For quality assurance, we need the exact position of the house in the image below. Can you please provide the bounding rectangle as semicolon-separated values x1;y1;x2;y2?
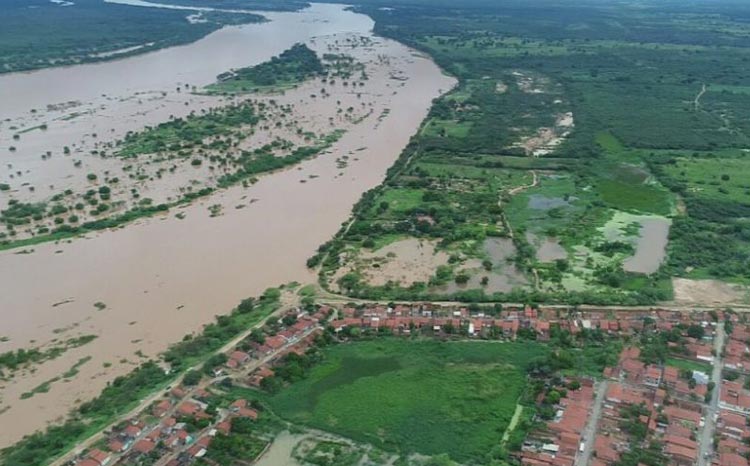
643;365;662;387
87;449;111;466
162;417;177;429
215;420;231;435
77;460;100;466
230;399;259;419
170;386;187;399
133;439;156;455
664;406;701;426
123;424;142;438
692;371;709;385
108;439;126;453
718;410;747;438
717;452;750;466
265;335;287;351
152;399;171;418
248;366;275;387
720;381;750;414
187;444;207;458
662;366;679;387
534;320;550;340
593;435;619;463
177;401;202;417
665;443;697;465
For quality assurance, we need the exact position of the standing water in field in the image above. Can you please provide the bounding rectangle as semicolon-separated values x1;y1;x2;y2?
623;217;671;274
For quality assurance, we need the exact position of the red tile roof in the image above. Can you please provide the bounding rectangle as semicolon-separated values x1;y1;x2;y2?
133;439;156;454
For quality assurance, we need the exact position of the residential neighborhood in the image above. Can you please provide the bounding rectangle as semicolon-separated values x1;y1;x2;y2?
61;301;750;466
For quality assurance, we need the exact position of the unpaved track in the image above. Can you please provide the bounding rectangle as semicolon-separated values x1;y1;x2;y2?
694;83;707;110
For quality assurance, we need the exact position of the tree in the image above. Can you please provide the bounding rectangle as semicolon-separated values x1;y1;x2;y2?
545;389;561;404
455;272;470;284
687;324;705;339
183;370;202;386
250;328;265;344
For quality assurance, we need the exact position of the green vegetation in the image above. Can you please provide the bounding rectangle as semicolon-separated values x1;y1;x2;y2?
0;335;97;380
117;103;260;158
308;0;750;305
0;289;281;466
0;103;343;251
18;356;91;399
0;0;265;73
266;339;547;463
665;357;711;374
206;418;269;464
207;43;324;93
292;439;372;466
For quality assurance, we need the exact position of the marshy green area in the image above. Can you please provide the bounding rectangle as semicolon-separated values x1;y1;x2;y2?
265;339;547;463
309;0;750;305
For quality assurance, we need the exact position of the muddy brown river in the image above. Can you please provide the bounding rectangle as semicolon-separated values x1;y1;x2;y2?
0;3;454;447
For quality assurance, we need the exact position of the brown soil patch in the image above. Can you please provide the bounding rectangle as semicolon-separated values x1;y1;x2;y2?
672;278;747;305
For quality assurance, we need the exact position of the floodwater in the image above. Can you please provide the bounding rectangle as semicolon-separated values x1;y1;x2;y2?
254;431;306;466
0;3;375;208
356;238;450;287
526;233;567;263
0;3;455;447
435;238;528;294
623;217;671;274
527;195;571;210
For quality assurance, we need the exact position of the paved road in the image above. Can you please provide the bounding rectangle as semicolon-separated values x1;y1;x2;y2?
153;325;321;466
315;289;750;313
576;380;609;466
697;324;725;466
49;302;293;466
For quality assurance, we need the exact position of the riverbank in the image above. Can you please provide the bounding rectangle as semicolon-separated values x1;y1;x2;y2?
0;4;455;448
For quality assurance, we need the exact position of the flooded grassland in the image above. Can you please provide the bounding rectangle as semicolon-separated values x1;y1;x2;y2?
0;4;455;447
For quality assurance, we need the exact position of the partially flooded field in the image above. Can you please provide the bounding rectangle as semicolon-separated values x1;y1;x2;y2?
623;216;671;274
333;238;450;289
0;3;454;447
600;211;671;275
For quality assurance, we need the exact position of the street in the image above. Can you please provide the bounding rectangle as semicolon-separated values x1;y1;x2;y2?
697;323;725;466
575;380;609;466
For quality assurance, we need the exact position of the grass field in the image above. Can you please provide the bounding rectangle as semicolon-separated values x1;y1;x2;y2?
666;357;711;374
266;339;547;462
422;119;474;138
596;179;672;215
662;156;750;204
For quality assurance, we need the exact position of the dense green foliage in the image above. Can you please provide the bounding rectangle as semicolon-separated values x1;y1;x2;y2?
118;103;260;158
311;0;750;306
208;43;324;93
0;0;263;73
